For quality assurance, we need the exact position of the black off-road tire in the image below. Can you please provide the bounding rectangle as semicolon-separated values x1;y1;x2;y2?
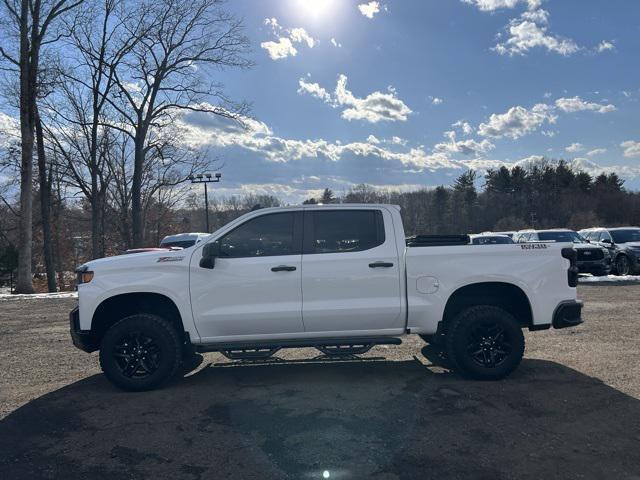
445;305;525;380
99;314;183;391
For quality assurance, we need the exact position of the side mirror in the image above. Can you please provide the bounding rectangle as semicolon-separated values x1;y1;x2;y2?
199;241;220;269
601;238;612;245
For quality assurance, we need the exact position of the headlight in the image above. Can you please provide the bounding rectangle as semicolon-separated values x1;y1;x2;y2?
75;265;94;284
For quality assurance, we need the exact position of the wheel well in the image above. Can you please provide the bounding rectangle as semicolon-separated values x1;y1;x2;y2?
441;282;533;331
91;293;185;342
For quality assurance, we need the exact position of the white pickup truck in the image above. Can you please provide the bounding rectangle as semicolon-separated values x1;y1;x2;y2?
70;204;583;391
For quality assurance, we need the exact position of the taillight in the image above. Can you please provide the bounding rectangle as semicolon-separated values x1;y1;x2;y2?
561;248;578;287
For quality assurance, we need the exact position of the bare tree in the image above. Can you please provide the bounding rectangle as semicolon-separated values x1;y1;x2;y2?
105;0;252;246
0;0;83;292
43;0;142;258
104;123;210;247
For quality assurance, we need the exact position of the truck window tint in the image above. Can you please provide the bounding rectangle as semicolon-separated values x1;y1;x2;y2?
310;210;384;253
219;213;294;257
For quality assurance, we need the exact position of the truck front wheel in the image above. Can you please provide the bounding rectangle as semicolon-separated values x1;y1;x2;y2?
99;314;182;391
445;305;524;380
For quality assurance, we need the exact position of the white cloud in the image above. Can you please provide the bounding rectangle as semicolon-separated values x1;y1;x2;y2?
177;107;489;172
478;96;616;140
453;120;474;136
621;141;640;158
478;103;556;139
298;74;412;123
586;148;607;157
260;18;316;60
461;0;540;11
261;38;297;60
330;38;342;48
541;130;557;137
358;1;380;18
336;75;412;122
0;111;20;149
297;78;333;103
494;9;579;56
435;130;495;156
596;40;615;53
390;136;407;146
429;96;444;105
289;28;316;48
565;142;584;153
555;96;616;114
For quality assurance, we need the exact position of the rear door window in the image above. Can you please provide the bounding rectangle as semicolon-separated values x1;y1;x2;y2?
305;210;385;254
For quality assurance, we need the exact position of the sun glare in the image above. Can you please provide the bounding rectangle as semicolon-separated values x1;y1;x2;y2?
297;0;334;18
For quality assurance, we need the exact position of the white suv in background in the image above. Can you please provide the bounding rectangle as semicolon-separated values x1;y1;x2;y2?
159;233;211;249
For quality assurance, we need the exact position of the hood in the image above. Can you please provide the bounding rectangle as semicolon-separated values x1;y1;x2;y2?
82;249;190;271
573;243;603;250
621;241;640;248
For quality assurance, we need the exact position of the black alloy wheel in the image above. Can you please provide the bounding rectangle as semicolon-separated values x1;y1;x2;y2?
616;255;630;276
113;331;161;378
466;321;512;368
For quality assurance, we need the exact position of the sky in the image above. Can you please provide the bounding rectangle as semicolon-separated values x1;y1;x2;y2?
3;0;640;203
179;0;640;202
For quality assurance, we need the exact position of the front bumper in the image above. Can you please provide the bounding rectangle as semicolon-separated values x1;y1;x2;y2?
577;259;611;276
69;307;99;353
552;300;584;329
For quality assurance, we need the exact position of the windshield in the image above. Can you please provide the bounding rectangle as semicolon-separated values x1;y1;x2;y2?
537;231;585;243
610;229;640;244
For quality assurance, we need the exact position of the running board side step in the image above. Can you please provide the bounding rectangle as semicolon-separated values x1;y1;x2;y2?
196;336;402;359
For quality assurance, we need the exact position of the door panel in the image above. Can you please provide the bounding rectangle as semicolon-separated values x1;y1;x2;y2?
190;255;303;339
190;211;304;340
301;209;403;333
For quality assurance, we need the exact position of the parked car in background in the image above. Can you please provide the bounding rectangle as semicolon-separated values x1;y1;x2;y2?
515;229;611;276
469;234;514;245
579;227;640;275
159;233;211;249
478;231;516;239
124;247;172;255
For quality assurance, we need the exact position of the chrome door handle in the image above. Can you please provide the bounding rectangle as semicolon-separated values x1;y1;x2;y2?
369;261;394;268
271;265;297;272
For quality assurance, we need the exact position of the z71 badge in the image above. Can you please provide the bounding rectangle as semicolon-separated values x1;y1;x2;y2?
157;256;185;262
520;243;548;250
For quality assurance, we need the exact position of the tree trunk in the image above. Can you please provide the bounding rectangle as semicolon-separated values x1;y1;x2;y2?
131;138;144;247
35;105;57;292
90;192;105;259
15;0;35;294
16;124;35;294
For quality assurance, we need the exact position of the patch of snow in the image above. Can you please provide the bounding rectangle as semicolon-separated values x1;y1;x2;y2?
0;291;78;300
579;274;640;283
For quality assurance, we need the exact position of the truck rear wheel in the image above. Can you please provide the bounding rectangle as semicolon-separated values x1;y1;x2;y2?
99;314;182;391
445;305;524;380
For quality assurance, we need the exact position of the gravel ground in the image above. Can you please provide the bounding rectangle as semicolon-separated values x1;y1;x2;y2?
1;285;639;479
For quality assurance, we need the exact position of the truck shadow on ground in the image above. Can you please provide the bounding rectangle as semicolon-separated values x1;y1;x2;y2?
1;355;640;480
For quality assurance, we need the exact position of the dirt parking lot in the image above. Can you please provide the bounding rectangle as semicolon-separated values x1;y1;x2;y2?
1;285;639;479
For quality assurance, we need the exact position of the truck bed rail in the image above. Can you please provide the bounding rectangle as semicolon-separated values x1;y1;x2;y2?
406;234;470;247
